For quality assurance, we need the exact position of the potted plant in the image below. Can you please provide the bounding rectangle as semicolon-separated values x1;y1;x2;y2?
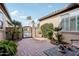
54;27;63;44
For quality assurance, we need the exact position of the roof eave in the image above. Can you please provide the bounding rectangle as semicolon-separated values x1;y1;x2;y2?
39;3;79;21
0;3;13;25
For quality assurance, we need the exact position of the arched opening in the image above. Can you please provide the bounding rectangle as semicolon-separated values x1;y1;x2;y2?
0;11;4;40
23;26;32;38
0;12;3;29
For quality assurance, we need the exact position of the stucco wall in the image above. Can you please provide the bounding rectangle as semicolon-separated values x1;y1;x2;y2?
40;8;79;28
62;32;79;43
0;30;5;40
0;9;5;40
39;8;79;43
0;8;12;40
39;13;62;38
39;15;61;28
59;8;79;43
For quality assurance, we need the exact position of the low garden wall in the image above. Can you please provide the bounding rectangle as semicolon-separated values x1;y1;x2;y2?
0;30;4;40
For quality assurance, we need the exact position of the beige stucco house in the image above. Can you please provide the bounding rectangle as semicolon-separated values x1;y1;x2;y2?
39;3;79;43
0;3;13;40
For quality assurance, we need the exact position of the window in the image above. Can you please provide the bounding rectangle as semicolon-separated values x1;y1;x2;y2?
70;16;76;31
60;16;77;32
77;16;79;31
60;9;79;32
65;17;69;31
60;17;69;31
60;19;64;31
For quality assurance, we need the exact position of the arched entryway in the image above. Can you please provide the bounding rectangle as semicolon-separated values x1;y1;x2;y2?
0;12;5;40
23;26;32;38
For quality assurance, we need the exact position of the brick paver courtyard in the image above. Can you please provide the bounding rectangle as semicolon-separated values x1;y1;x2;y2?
16;38;55;56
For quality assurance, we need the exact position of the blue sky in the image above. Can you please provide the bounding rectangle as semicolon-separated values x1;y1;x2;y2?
5;3;69;26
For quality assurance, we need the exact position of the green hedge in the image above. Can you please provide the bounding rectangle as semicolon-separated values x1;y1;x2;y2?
0;40;17;56
41;23;54;40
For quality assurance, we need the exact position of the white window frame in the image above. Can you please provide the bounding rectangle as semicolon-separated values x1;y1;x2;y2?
76;16;77;32
60;15;79;32
60;13;70;32
70;16;76;32
76;15;79;32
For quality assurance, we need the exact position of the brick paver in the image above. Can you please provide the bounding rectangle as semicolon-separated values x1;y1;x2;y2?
16;38;55;56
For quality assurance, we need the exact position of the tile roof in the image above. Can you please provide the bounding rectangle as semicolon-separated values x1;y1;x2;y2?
0;3;13;25
39;3;79;21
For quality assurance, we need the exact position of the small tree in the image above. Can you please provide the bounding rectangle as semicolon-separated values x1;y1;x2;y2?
6;20;22;41
27;16;32;20
41;23;53;40
26;16;32;26
12;20;22;40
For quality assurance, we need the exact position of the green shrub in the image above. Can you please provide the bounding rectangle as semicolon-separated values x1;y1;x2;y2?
0;40;17;56
47;30;53;40
41;23;53;40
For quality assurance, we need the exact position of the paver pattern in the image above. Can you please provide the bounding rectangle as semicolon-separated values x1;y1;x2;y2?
16;38;55;56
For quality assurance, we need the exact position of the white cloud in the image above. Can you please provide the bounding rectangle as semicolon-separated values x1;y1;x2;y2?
11;10;27;20
48;5;52;8
11;10;19;16
19;16;27;19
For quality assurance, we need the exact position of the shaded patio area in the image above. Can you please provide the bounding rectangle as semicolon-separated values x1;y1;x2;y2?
16;38;55;56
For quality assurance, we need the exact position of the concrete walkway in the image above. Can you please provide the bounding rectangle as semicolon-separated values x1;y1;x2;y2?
16;38;55;56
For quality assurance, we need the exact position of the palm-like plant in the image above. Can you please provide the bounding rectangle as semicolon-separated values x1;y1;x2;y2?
27;16;32;20
11;20;22;40
12;20;22;27
26;16;32;25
